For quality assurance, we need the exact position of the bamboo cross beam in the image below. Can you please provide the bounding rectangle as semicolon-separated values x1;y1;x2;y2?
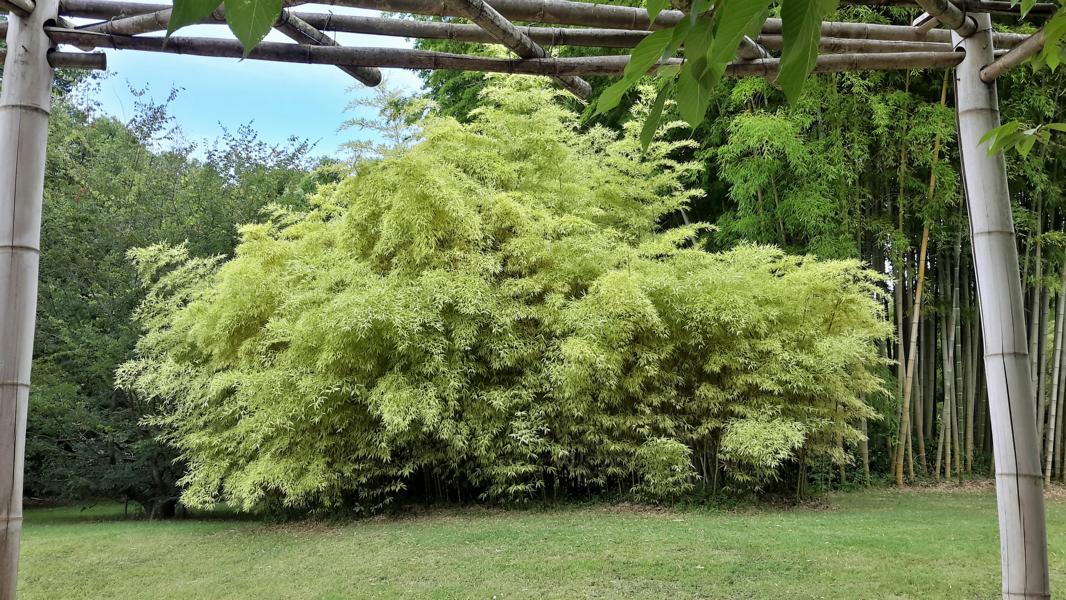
74;2;381;85
52;0;1032;47
0;49;107;68
274;10;382;85
49;13;963;55
909;0;977;36
447;0;591;98
77;4;176;34
0;0;34;17
44;28;969;76
980;28;1045;82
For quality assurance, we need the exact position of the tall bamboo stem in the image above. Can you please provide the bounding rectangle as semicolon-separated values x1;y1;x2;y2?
954;13;1049;597
0;0;57;596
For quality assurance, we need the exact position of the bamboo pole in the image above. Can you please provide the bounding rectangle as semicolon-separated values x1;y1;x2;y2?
0;0;33;17
42;29;971;76
895;226;930;486
447;0;590;98
0;49;106;69
274;11;382;86
1044;267;1066;486
912;0;977;36
981;29;1045;83
0;0;57;596
51;0;1031;47
953;12;1049;598
60;11;963;55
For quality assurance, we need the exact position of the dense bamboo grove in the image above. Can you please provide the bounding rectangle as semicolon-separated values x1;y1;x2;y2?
413;5;1066;489
116;80;891;510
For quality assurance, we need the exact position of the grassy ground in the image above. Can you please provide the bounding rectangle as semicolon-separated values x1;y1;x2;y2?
17;486;1066;599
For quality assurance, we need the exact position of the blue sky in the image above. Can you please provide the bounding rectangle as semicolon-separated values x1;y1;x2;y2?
73;4;423;159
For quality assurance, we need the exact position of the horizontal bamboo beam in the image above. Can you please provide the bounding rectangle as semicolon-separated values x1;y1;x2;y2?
910;0;976;36
980;28;1045;81
45;28;968;77
274;10;382;85
74;3;381;84
57;12;966;55
0;49;107;68
0;0;34;17
448;0;591;97
53;0;1031;48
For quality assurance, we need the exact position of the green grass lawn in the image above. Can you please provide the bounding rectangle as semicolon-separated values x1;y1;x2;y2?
17;486;1066;599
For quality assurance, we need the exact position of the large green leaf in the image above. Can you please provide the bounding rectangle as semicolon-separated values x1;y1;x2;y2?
225;0;283;54
778;0;837;102
707;0;771;86
676;61;711;126
167;0;221;36
640;85;671;151
624;27;678;79
596;26;678;114
647;0;669;24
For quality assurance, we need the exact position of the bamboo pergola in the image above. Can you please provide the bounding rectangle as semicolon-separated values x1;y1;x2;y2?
0;0;1056;597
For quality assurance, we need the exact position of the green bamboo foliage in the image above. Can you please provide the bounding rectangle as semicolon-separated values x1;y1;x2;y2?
117;80;889;511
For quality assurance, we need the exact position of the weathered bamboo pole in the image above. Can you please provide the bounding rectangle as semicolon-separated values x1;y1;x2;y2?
913;0;977;36
447;0;590;98
77;5;382;85
43;29;970;76
0;0;57;596
953;12;1050;598
60;11;964;55
0;0;33;18
981;29;1045;82
274;11;382;86
51;0;1031;47
0;49;106;69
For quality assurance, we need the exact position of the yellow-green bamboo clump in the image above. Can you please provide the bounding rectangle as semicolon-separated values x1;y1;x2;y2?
118;80;890;512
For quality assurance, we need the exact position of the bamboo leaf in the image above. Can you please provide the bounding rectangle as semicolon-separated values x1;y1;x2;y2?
225;0;283;55
777;0;838;103
167;0;221;36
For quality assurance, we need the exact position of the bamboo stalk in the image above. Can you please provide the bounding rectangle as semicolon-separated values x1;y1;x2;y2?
911;0;976;36
895;226;930;486
0;0;58;596
43;29;970;76
981;29;1045;83
62;12;963;55
274;11;382;86
52;0;1032;47
953;13;1049;597
0;49;106;69
0;0;34;18
448;0;590;98
1044;267;1066;486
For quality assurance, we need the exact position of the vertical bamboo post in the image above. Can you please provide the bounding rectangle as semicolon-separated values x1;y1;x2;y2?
953;12;1050;599
0;0;56;597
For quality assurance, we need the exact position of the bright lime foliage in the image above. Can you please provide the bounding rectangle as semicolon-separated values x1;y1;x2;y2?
118;79;889;512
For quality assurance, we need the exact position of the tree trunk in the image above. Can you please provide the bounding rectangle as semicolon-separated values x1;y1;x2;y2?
954;15;1050;595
